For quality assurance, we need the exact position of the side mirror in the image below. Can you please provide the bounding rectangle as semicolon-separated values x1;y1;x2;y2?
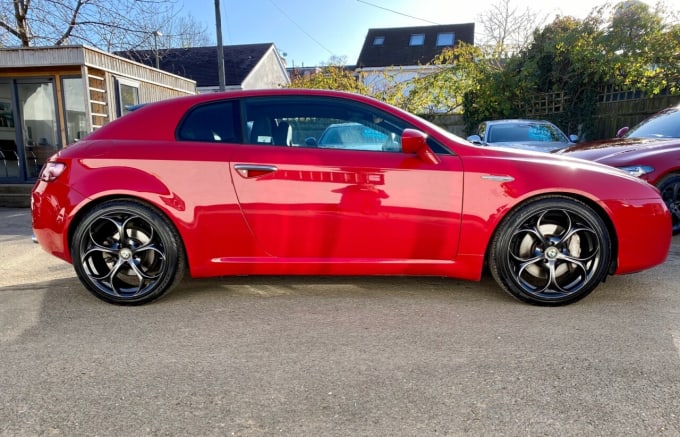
466;134;483;144
569;134;579;143
402;129;440;165
616;127;629;138
304;137;318;147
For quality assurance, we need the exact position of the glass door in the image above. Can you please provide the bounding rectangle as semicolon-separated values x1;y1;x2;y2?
0;82;20;180
17;80;60;179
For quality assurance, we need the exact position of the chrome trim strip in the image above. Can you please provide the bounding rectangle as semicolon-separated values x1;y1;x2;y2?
481;175;515;182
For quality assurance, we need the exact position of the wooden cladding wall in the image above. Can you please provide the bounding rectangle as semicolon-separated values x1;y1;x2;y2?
86;67;110;129
82;48;195;94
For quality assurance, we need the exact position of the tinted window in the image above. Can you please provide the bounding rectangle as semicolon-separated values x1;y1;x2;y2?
177;100;240;143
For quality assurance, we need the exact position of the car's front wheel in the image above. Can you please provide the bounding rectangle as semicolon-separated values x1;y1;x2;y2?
489;196;611;305
656;174;680;235
71;200;185;305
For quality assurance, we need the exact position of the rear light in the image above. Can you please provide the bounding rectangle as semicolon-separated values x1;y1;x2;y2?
39;162;66;182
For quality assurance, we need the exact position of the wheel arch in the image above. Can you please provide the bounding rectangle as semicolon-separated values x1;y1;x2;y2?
67;194;189;271
483;192;619;274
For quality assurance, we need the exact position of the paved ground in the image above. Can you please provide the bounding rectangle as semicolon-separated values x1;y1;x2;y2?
1;207;680;436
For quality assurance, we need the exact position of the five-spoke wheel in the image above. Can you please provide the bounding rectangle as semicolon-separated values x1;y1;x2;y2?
489;196;611;305
71;201;185;305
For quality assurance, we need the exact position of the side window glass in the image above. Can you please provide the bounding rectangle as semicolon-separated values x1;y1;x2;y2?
317;122;400;152
177;101;240;143
244;97;405;152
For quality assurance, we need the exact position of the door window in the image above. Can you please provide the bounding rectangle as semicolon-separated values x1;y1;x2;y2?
243;97;405;152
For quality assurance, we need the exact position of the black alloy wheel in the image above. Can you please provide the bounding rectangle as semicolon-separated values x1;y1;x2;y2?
71;200;185;305
489;196;611;305
657;174;680;235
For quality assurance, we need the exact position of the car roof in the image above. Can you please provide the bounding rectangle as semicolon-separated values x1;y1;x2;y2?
84;89;415;143
484;119;553;125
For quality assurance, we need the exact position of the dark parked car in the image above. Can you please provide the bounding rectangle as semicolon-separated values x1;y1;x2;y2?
557;105;680;234
32;89;671;306
467;119;578;152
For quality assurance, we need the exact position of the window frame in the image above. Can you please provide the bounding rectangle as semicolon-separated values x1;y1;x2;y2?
409;34;425;46
60;75;87;144
115;77;140;117
436;32;455;46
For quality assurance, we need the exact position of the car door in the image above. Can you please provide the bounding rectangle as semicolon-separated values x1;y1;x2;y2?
229;95;463;262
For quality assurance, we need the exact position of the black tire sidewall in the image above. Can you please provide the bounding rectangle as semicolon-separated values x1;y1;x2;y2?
489;196;611;306
71;200;184;305
656;174;680;235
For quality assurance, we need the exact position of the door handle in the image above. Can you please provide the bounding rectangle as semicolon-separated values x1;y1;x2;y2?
234;164;278;178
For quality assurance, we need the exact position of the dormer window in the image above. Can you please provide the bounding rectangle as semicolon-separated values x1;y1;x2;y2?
373;36;385;46
436;32;455;46
409;34;425;46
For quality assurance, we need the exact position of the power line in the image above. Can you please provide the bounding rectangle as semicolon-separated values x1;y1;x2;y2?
356;0;440;25
268;0;335;57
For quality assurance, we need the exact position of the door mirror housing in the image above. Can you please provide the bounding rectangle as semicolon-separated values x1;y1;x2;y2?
401;129;440;165
466;134;483;144
616;127;630;138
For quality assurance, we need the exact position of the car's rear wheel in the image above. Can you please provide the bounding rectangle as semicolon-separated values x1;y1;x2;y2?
71;200;185;305
656;174;680;235
489;196;611;306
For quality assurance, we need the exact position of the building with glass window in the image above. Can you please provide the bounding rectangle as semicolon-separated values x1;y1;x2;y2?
355;23;475;105
0;45;196;205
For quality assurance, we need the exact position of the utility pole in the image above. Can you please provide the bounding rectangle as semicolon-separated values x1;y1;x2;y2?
215;0;226;91
153;30;162;69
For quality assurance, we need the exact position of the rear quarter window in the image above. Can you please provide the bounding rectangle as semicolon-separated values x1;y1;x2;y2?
176;100;241;143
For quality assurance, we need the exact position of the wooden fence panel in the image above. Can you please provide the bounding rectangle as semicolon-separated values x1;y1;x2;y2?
593;95;680;139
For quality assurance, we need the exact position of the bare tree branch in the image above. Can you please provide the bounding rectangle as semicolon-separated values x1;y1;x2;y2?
478;0;547;57
0;0;211;50
54;0;84;45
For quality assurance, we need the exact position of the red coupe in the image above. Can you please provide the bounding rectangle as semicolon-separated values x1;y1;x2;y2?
31;89;671;306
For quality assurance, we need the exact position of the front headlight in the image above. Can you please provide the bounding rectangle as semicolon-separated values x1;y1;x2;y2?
618;165;654;178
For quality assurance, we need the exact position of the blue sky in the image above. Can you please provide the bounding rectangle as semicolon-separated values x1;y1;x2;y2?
180;0;646;67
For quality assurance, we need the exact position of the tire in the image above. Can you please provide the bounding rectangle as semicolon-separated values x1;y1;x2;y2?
656;174;680;235
489;196;611;306
71;200;185;305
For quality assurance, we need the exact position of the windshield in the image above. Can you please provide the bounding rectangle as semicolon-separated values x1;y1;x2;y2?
487;122;568;143
627;108;680;138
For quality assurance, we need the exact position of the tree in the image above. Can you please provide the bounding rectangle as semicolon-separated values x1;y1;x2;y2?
463;0;680;139
288;57;371;95
0;0;210;52
385;44;489;116
603;0;680;94
477;0;547;58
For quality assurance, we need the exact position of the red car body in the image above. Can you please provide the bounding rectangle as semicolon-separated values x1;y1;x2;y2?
557;105;680;233
557;137;679;187
31;89;671;305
